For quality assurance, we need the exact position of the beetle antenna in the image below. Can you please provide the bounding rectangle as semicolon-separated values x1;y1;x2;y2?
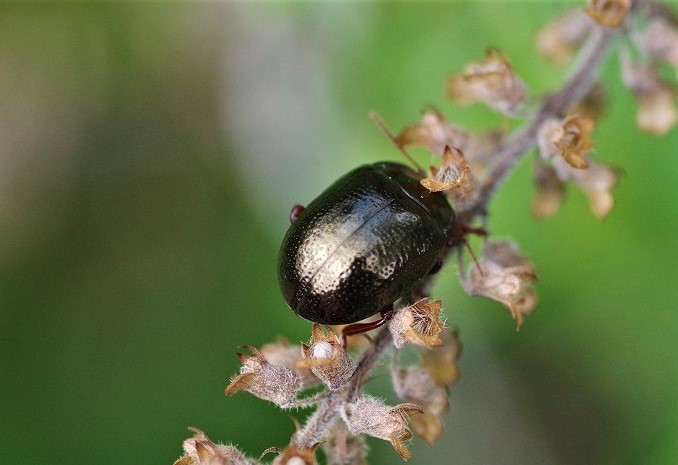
368;111;425;174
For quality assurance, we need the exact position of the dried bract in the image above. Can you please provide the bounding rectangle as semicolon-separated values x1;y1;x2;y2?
174;428;253;465
389;298;445;349
322;424;369;465
536;9;593;64
421;146;475;197
462;241;538;328
446;49;528;116
395;108;469;156
260;339;319;389
392;366;449;444
225;346;302;408
532;162;566;219
298;324;357;390
634;16;678;71
421;330;462;387
586;0;630;28
341;396;423;461
538;115;594;169
621;50;677;135
553;156;618;219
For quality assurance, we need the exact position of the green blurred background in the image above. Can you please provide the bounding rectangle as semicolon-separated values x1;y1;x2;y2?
2;2;678;465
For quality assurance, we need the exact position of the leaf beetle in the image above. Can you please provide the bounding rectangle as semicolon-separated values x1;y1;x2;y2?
278;161;458;338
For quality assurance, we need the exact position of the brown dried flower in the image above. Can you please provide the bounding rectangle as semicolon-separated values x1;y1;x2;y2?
447;49;528;116
634;16;678;71
392;366;449;444
621;50;678;135
341;396;423;461
389;298;446;349
462;241;538;328
552;155;618;219
225;346;302;408
538;115;594;169
421;330;462;387
259;338;319;389
395;108;469;156
174;428;253;465
532;162;566;219
322;423;369;465
536;9;593;64
420;146;476;201
586;0;630;28
298;324;357;390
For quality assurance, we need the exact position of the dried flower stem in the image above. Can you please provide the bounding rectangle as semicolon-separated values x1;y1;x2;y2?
459;27;615;223
294;328;393;448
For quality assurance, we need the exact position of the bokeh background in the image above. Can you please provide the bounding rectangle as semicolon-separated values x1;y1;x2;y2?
2;2;678;465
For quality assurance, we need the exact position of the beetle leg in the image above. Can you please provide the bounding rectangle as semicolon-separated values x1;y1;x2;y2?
289;204;306;223
340;305;394;348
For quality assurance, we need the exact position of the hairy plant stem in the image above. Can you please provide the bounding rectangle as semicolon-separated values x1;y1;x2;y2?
294;22;618;452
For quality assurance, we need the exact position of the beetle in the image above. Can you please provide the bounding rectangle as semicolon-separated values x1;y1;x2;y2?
278;161;458;338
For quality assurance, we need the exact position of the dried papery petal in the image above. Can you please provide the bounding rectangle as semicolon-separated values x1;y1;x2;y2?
395;108;469;156
225;346;302;408
421;330;462;387
421;146;475;193
532;162;566;219
554;115;594;169
552;156;618;219
537;115;594;168
389;298;446;349
392;366;449;415
410;411;445;445
635;87;677;136
298;324;357;390
462;241;539;328
272;443;318;465
621;50;677;135
586;0;629;28
536;9;593;64
341;396;423;461
322;423;369;465
174;428;253;465
260;338;319;388
446;49;528;116
634;17;678;70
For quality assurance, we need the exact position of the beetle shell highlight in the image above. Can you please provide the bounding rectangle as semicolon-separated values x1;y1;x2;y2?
278;162;456;325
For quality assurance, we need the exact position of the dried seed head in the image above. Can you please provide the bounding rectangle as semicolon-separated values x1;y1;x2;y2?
532;162;566;219
174;428;253;465
322;423;369;465
260;339;320;388
225;346;302;408
536;9;593;64
421;330;462;387
421;146;476;201
621;50;678;135
538;115;594;169
446;49;528;116
586;0;630;28
462;241;539;328
395;108;469;156
552;156;618;219
634;16;678;71
389;298;446;349
341;396;423;461
298;325;357;390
